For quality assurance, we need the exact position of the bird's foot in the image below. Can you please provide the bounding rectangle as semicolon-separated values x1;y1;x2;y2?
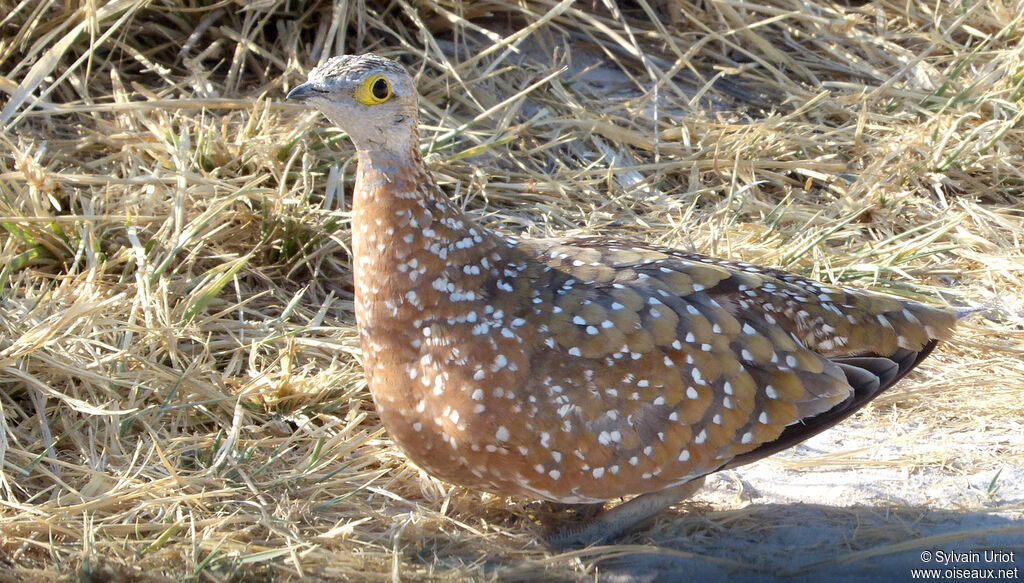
543;476;706;548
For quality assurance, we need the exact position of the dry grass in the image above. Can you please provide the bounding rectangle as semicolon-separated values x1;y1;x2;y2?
0;0;1022;580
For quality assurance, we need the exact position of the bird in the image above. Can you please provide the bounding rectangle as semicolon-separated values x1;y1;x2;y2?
286;53;961;547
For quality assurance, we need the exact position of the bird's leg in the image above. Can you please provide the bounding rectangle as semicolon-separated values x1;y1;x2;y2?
538;500;605;521
545;476;707;548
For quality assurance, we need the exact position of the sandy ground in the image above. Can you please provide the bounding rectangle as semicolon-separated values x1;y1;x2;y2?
589;421;1024;582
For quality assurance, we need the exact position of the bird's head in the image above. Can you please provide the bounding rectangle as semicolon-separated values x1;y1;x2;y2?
287;54;418;155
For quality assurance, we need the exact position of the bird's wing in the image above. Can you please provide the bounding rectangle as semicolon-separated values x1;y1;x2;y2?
516;236;956;481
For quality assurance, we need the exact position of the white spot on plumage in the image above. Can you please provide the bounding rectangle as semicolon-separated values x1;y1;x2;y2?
492;354;507;371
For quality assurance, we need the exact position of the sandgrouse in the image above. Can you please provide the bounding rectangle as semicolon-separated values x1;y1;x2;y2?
287;54;960;546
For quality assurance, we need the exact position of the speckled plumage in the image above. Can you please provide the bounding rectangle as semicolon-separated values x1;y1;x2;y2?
288;54;959;543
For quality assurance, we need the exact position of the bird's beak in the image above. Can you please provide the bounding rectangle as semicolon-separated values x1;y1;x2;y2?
286;82;316;102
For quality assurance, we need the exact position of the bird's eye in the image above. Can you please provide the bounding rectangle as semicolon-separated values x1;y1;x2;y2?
356;74;392;105
372;77;390;100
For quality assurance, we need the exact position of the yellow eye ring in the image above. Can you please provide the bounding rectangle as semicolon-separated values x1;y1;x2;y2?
355;74;392;105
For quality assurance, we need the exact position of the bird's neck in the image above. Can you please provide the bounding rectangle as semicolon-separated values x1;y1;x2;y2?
351;146;513;332
352;147;493;262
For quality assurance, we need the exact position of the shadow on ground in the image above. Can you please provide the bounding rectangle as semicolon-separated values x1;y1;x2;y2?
590;502;1024;583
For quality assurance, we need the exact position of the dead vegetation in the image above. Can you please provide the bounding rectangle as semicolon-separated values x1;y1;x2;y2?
0;0;1022;580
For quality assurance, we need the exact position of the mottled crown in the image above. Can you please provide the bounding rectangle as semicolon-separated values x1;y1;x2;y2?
307;54;410;85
